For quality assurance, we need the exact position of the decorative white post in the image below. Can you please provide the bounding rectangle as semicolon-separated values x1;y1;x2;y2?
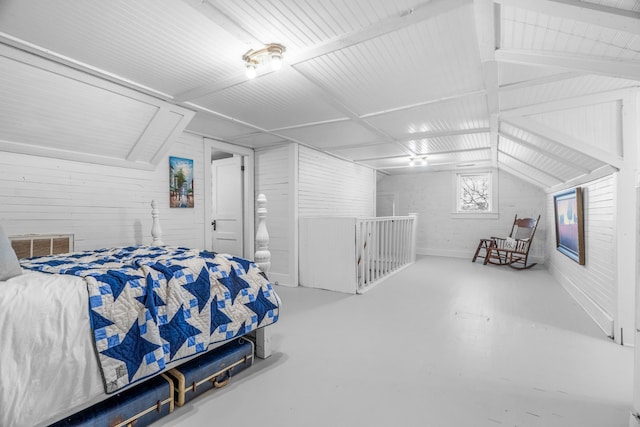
409;213;418;262
151;200;164;246
254;193;271;274
254;193;272;359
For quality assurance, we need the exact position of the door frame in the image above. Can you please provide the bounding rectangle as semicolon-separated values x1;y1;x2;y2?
203;138;255;259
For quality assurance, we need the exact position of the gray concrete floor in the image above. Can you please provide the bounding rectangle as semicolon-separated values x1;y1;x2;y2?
155;256;633;427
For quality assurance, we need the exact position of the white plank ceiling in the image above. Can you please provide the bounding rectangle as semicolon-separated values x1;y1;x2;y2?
0;0;638;186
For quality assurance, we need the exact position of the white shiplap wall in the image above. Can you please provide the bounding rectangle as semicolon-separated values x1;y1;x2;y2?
0;132;206;250
298;146;376;217
255;144;377;287
376;168;546;260
545;175;616;337
255;144;296;286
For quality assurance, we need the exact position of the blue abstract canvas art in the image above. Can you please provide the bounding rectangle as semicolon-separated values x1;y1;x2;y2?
554;187;585;265
169;156;194;208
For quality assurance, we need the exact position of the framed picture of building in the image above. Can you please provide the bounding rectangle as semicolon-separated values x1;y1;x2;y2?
553;187;585;265
169;156;194;208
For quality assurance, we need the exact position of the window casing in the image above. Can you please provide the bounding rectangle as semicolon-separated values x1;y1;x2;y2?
456;172;492;213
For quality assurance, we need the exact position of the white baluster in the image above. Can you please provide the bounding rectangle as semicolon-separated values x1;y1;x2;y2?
151;200;164;246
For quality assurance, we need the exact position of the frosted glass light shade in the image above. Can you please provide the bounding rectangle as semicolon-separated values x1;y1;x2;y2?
271;54;282;70
246;65;257;79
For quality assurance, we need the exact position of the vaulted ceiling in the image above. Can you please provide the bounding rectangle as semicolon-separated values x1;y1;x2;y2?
0;0;638;188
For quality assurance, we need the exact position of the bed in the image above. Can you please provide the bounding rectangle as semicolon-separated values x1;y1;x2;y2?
0;203;280;427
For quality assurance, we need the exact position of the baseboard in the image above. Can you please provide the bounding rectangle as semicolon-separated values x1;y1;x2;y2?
267;272;296;287
417;247;468;258
417;247;545;265
552;267;614;338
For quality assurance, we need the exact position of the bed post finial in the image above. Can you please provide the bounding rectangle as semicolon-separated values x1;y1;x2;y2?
151;200;164;246
254;194;270;274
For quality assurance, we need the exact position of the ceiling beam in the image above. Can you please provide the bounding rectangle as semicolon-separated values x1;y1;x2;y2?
502;116;622;169
499;163;550;188
359;89;485;120
473;0;500;115
473;0;499;168
499;149;565;182
0;138;156;171
287;0;472;65
184;101;309;148
489;115;499;168
397;127;490;142
0;33;174;101
175;0;472;102
377;158;493;171
498;131;589;174
182;0;261;46
354;147;490;162
501;87;635;118
499;71;584;92
546;165;619;193
495;49;640;82
495;0;640;35
284;67;412;155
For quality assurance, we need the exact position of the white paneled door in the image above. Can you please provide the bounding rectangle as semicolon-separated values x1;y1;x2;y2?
211;156;243;256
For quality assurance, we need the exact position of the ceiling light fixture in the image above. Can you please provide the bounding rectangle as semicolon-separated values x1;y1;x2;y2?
242;43;286;79
409;156;427;167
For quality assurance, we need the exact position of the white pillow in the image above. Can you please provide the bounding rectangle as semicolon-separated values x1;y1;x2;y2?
0;226;22;281
504;237;518;250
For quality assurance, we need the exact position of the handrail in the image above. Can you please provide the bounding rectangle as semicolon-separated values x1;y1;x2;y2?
355;215;415;221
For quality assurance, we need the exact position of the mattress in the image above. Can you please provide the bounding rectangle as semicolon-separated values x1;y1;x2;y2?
0;270;104;427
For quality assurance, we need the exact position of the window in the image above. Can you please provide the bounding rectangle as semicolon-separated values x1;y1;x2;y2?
457;172;492;213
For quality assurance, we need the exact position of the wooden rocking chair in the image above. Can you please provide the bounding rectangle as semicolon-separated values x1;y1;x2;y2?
473;214;540;270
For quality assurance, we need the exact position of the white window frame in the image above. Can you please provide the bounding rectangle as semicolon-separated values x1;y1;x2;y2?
452;171;499;219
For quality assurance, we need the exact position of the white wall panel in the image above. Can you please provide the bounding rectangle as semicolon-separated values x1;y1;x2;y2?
528;101;622;157
298;146;376;217
545;175;616;337
0;132;206;250
256;144;375;287
255;145;296;286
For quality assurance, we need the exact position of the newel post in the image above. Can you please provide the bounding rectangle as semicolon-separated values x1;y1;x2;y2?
254;194;272;359
409;212;418;262
151;200;164;246
254;194;271;274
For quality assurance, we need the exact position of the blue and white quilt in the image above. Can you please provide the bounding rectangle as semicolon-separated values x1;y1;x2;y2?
21;245;280;393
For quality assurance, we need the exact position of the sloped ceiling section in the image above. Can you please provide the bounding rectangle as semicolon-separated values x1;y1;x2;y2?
0;0;637;185
489;0;639;189
0;44;195;170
